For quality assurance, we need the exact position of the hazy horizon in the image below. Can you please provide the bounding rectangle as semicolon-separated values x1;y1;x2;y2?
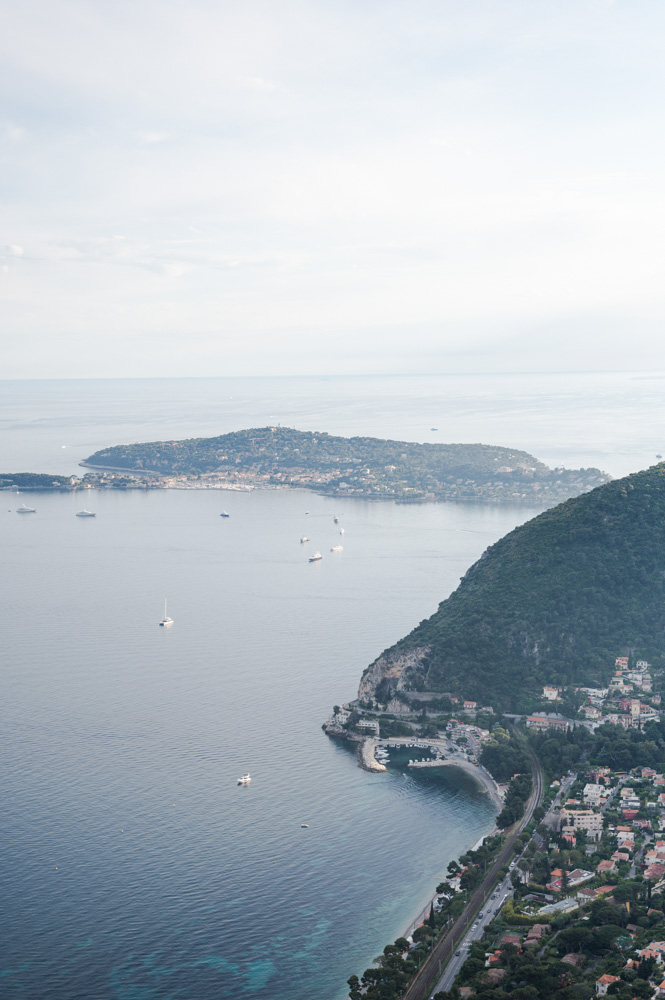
3;1;665;379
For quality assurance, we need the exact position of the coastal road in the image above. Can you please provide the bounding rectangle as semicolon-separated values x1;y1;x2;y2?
434;764;573;993
402;743;543;1000
432;872;516;993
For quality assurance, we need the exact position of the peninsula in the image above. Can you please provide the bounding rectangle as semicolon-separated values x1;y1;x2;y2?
80;426;609;505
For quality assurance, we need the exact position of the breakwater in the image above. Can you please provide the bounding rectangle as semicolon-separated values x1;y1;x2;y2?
357;737;387;772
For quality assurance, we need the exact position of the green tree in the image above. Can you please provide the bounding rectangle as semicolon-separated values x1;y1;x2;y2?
347;974;362;1000
561;868;570;894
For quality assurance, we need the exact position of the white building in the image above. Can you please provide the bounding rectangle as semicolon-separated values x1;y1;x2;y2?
560;809;603;840
583;783;605;806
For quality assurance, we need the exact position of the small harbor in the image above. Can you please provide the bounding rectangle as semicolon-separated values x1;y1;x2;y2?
353;735;504;808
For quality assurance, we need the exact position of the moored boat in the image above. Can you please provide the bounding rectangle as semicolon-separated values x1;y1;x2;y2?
308;551;323;562
159;599;174;627
75;509;96;517
16;503;36;513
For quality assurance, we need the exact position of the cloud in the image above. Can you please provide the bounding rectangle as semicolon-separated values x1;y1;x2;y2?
1;0;665;377
238;76;278;93
139;131;169;145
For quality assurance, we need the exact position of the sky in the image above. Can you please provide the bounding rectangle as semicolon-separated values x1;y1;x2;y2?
2;0;665;378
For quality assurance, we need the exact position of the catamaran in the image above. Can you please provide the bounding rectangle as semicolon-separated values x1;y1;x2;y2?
159;599;174;627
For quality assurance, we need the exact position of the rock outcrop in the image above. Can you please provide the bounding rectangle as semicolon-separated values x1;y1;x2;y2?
358;645;430;701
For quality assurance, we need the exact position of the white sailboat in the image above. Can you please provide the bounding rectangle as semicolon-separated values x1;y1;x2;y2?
159;599;174;627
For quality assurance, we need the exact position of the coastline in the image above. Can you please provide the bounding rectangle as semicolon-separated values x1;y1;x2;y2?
399;820;496;943
76;457;594;506
323;724;503;808
322;723;503;947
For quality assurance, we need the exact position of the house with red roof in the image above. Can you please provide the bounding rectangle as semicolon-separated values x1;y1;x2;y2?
610;850;631;863
645;862;665;880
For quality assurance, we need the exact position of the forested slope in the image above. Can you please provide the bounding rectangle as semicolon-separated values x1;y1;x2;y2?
361;464;665;710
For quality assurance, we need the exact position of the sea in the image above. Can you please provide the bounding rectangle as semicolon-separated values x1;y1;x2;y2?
1;371;663;1000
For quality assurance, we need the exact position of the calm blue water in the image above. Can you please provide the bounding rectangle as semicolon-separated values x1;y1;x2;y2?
0;372;662;999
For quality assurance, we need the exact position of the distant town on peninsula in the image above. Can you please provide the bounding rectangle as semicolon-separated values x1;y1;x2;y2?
46;426;612;505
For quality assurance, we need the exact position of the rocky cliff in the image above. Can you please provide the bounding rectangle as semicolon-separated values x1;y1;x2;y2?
358;645;430;702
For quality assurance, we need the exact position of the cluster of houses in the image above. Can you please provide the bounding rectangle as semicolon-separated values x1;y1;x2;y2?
527;657;661;733
446;721;490;758
596;937;665;995
552;764;665;860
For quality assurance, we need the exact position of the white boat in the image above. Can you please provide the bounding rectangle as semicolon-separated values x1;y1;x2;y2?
16;503;36;513
159;599;174;627
330;545;343;552
75;509;96;517
339;528;345;534
238;773;251;785
300;536;309;543
220;511;230;518
309;551;323;562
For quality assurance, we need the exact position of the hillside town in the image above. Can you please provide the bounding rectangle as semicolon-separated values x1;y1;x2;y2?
336;651;665;999
442;748;665;1000
526;658;661;735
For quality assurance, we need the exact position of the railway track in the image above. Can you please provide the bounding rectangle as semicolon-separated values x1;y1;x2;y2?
401;740;543;1000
